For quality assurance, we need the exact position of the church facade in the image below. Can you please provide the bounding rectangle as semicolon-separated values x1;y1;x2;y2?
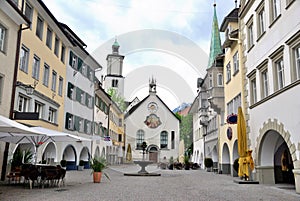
124;79;180;162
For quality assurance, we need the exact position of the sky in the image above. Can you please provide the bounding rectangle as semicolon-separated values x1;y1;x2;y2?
43;0;236;110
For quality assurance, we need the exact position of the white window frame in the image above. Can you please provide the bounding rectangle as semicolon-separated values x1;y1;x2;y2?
256;2;265;39
34;101;44;119
17;95;29;112
0;74;3;104
226;62;231;82
43;63;50;87
36;15;44;40
51;70;57;92
233;51;239;73
32;55;40;80
19;45;29;73
275;58;285;90
0;24;6;52
58;76;63;96
247;20;254;49
251;77;257;104
270;0;281;23
217;73;223;86
48;107;56;123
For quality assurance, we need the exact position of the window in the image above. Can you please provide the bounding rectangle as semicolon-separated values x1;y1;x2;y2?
69;51;77;69
32;55;40;80
247;18;254;49
226;62;231;82
43;63;50;87
17;95;29;112
86;120;92;134
24;3;33;29
61;45;65;63
0;75;3;104
89;69;94;81
136;129;144;150
160;131;168;149
46;27;52;49
256;2;265;39
112;79;118;87
227;94;241;115
270;0;281;23
48;107;56;123
250;78;257;104
82;64;88;76
261;69;269;98
233;51;239;73
0;24;6;52
19;45;29;73
67;82;75;99
34;101;43;119
65;113;74;130
36;16;44;40
51;71;57;92
54;37;59;56
58;76;63;96
217;73;223;86
270;46;284;91
171;131;175;149
275;58;285;90
86;94;93;108
209;73;213;88
294;45;300;80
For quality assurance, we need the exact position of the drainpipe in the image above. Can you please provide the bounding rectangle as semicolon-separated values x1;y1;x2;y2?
1;0;30;181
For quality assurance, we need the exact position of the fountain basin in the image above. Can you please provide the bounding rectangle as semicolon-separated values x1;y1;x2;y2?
124;160;161;176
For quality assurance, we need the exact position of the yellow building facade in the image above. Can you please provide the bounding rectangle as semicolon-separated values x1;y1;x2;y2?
14;0;72;131
218;7;246;175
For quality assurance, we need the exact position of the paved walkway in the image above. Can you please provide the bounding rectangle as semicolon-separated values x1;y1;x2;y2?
1;164;300;201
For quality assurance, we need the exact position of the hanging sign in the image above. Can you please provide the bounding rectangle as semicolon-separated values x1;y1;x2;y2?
227;114;237;124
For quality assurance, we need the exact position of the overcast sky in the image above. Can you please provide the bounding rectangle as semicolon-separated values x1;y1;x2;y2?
43;0;236;110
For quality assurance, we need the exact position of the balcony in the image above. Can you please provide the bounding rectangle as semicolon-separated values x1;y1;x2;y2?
14;112;39;120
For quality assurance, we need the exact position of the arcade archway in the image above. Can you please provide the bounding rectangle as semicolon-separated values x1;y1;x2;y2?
62;145;77;170
221;143;230;174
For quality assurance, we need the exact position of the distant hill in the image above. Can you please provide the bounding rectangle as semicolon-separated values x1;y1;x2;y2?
173;102;191;115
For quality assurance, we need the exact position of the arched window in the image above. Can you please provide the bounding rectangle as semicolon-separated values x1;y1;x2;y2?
136;129;144;150
160;131;168;149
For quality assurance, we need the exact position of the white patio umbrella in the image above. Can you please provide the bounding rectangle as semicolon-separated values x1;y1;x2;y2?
0;115;46;144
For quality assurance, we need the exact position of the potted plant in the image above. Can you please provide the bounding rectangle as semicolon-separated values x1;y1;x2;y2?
90;156;110;183
78;160;84;171
184;155;190;170
167;156;174;170
204;158;213;172
10;148;33;171
60;159;67;169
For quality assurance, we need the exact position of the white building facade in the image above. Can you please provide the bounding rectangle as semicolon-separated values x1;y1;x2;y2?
124;79;180;163
240;0;300;191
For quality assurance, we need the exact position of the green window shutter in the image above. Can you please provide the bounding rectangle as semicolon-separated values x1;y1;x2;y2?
76;87;81;102
84;119;87;133
78;58;83;71
69;51;73;66
74;116;80;131
65;113;70;129
67;82;73;98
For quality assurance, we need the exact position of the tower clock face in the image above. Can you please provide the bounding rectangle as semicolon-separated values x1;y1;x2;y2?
147;102;158;113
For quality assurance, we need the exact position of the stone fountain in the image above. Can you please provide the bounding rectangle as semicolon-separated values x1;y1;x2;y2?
124;142;160;176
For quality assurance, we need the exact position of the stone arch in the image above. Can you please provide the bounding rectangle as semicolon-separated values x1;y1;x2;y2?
255;119;296;166
62;145;77;170
255;119;296;184
94;146;100;158
221;143;230;174
42;142;57;164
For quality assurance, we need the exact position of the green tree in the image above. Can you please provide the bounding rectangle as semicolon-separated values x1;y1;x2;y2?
178;113;193;153
107;88;126;112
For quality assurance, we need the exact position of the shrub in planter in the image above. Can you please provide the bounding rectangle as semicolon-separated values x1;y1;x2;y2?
78;160;85;171
60;159;67;168
204;158;213;171
184;156;190;170
233;158;239;172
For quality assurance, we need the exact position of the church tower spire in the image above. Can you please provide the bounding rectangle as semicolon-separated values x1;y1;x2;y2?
207;3;222;68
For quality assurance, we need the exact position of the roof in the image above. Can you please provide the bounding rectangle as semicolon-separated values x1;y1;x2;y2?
207;4;223;69
220;8;239;32
125;95;181;122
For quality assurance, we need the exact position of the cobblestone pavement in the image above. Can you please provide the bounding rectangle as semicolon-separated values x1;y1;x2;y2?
1;164;300;201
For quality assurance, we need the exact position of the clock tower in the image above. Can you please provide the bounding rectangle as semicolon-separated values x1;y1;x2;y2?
104;38;125;98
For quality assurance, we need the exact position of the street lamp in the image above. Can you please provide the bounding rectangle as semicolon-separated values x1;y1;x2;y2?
200;114;209;162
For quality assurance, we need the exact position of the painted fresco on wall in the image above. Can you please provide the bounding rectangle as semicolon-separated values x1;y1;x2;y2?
144;114;162;128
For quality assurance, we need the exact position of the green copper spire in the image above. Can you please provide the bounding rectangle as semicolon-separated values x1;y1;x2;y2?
207;3;222;68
